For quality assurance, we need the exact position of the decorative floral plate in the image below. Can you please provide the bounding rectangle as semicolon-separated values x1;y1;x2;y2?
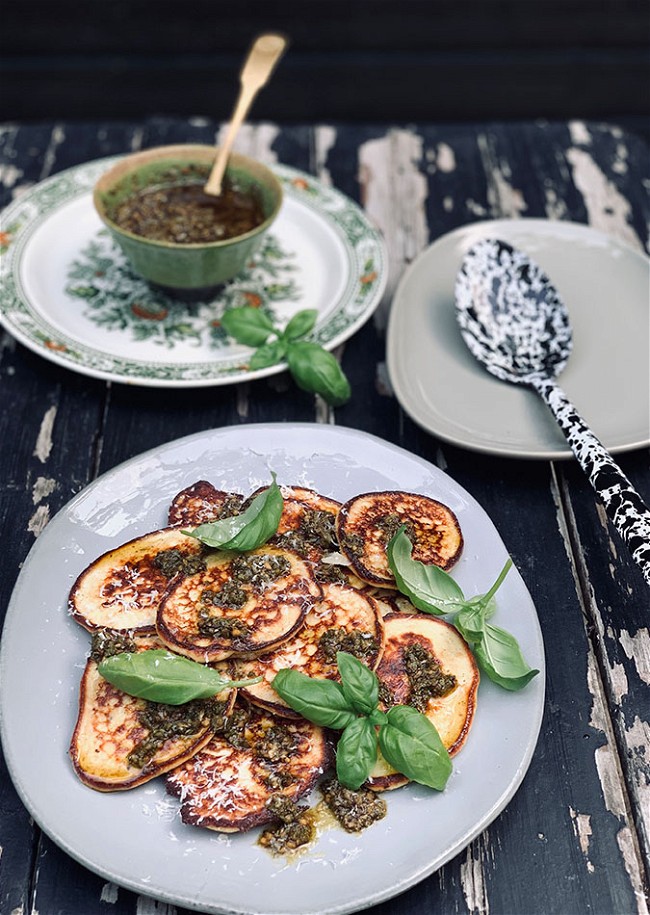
0;158;387;387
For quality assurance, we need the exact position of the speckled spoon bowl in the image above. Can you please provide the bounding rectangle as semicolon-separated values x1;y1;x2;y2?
456;237;650;586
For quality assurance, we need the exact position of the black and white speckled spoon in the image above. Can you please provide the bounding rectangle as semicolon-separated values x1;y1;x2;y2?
456;237;650;586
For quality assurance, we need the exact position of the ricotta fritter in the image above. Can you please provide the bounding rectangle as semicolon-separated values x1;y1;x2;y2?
367;613;479;791
336;490;463;587
168;480;243;527
69;634;231;791
165;702;333;832
69;527;206;633
233;581;385;716
156;546;321;662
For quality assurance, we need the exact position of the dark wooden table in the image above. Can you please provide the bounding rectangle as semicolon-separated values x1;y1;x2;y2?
1;118;648;915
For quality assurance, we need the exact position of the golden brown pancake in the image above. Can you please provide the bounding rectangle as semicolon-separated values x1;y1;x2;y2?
156;546;321;663
69;634;233;791
367;613;479;791
336;490;463;587
69;527;207;633
233;581;385;717
165;702;333;832
168;480;243;528
279;486;341;515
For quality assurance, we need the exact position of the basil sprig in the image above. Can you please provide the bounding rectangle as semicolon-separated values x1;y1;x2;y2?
98;649;262;704
272;652;451;791
184;472;283;550
387;527;538;691
220;306;351;406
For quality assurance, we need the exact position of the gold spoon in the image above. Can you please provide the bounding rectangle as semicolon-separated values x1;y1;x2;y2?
204;33;287;197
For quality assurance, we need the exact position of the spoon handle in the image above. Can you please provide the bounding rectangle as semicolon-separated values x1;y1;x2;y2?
529;375;650;586
205;34;287;197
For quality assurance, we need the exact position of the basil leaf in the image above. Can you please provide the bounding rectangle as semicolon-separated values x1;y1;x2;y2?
472;559;513;617
337;651;380;715
473;623;539;691
369;708;388;727
249;338;287;370
185;473;283;550
387;527;466;615
454;601;486;642
282;309;318;342
335;717;378;790
286;342;351;406
98;650;261;704
272;668;356;729
379;705;452;790
221;306;275;347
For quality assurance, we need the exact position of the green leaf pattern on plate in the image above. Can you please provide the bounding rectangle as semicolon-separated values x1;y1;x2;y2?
65;232;300;350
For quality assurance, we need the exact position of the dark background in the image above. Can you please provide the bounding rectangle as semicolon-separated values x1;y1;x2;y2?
2;0;649;138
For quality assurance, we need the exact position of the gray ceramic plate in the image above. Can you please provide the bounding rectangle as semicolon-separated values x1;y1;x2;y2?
387;219;650;459
0;424;545;915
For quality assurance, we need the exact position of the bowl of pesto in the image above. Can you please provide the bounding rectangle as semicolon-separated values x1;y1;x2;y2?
93;144;283;292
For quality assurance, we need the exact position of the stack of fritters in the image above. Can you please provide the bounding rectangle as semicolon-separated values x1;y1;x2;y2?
69;479;478;837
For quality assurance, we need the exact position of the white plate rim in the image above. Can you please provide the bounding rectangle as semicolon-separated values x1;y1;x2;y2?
0;423;545;915
386;218;650;460
0;157;387;388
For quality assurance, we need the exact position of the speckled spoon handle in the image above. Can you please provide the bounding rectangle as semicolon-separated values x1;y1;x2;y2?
529;374;650;586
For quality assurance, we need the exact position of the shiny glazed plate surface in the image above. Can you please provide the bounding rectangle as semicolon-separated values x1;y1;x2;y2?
386;219;650;459
0;158;386;387
0;424;545;915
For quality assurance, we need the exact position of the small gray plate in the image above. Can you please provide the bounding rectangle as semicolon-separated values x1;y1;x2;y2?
387;219;650;459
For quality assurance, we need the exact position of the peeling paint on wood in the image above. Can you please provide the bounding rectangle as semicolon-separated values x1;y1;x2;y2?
314;125;337;188
589;653;650;912
27;504;50;537
614;828;650;915
435;142;456;173
592;741;648;899
460;835;490;915
130;128;144;152
2;116;649;915
590;611;650;855
476;132;527;219
40;125;65;180
357;128;428;326
569;807;595;873
566;147;642;250
375;361;393;397
236;383;249;419
568;121;592;146
624;715;650;815
618;628;650;687
224;122;281;164
596;626;630;706
101;882;119;903
135;896;177;914
425;142;456;174
544;187;570;220
32;476;56;504
0;162;23;189
33;406;56;463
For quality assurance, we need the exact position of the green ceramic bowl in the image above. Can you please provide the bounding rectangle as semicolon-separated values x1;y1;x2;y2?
93;144;283;290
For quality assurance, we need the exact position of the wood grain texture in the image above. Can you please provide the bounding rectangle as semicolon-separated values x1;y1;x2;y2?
0;117;648;915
